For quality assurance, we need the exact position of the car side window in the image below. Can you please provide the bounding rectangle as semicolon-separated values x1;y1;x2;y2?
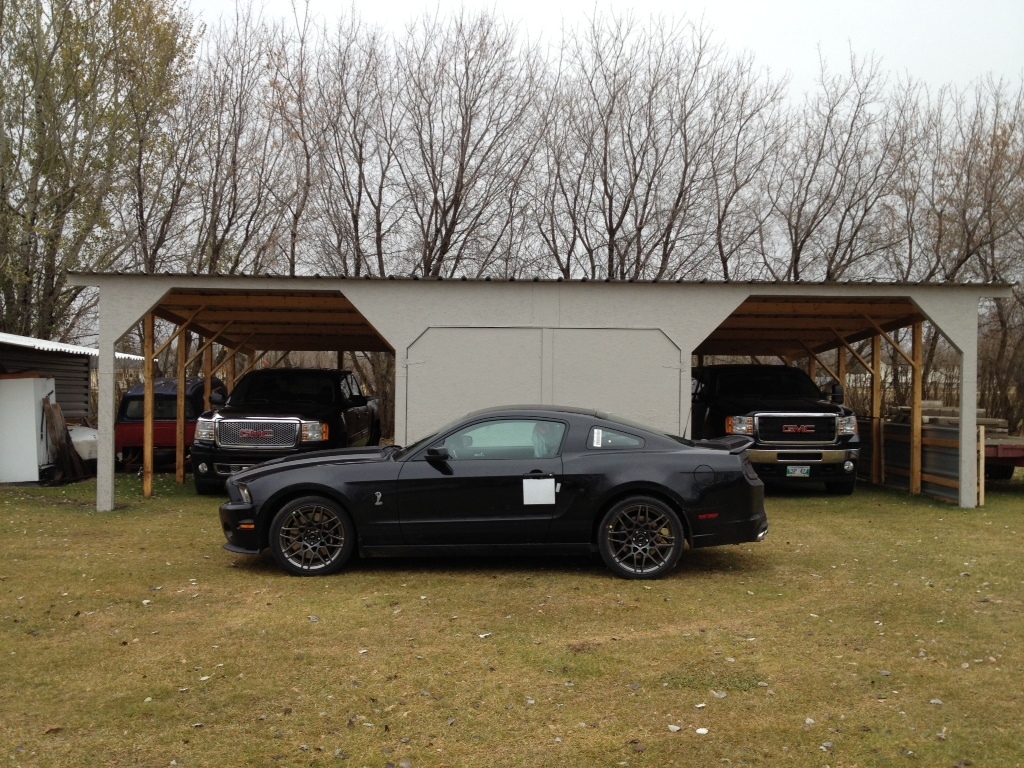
339;376;353;401
440;419;566;460
588;426;645;450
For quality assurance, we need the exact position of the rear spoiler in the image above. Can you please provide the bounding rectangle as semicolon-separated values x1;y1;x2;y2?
699;435;754;454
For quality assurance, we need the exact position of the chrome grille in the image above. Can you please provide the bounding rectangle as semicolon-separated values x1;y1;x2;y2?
755;414;838;444
217;419;299;449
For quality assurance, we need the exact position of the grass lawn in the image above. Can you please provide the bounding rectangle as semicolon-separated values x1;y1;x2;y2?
1;473;1022;767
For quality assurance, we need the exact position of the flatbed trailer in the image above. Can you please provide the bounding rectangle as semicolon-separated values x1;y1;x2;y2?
985;435;1024;480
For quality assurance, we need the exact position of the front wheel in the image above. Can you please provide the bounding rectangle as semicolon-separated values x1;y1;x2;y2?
269;496;355;576
598;495;684;580
825;477;857;495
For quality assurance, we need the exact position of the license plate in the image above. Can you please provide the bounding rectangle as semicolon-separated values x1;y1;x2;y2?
786;465;811;478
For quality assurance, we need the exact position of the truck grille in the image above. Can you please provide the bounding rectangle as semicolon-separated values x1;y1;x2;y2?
217;419;299;449
756;414;837;444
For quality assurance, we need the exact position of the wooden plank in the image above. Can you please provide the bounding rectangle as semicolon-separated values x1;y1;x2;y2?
143;313;154;498
872;336;882;484
910;322;923;495
736;300;917;316
161;293;354;311
922;472;959;490
176;331;187;485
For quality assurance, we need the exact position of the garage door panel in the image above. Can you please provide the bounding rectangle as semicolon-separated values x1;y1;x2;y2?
552;329;680;431
407;328;542;439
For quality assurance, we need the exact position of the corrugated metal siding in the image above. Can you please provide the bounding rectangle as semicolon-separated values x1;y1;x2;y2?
881;422;968;504
0;347;91;422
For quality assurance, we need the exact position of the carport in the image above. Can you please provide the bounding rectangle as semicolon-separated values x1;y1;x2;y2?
69;273;1011;511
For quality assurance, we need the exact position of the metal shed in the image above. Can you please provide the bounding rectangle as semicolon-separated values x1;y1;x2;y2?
69;272;1011;511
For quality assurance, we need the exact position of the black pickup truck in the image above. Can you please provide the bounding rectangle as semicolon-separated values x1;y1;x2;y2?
691;364;860;494
191;368;380;494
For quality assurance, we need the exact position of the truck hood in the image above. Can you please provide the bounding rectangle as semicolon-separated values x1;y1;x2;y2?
203;403;337;421
229;445;391;484
713;395;852;416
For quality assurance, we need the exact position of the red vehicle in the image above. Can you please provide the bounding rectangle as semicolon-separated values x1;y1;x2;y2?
115;377;227;468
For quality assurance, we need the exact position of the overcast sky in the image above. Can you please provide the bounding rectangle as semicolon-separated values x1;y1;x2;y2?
192;0;1024;96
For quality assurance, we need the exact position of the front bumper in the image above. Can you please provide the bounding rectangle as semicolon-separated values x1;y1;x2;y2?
193;443;318;480
747;447;859;482
219;499;262;554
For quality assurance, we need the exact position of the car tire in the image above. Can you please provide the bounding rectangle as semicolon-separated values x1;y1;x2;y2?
598;495;684;580
825;477;857;495
269;496;355;577
194;475;223;495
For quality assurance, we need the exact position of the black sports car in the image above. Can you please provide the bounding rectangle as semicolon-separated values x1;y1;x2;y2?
218;406;768;579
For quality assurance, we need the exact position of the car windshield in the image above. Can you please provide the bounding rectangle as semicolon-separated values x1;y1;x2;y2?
390;416;464;460
230;372;337;406
716;368;822;399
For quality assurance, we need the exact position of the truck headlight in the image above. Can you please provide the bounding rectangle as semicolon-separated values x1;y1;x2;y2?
838;415;858;435
195;418;215;442
300;421;329;442
726;416;754;436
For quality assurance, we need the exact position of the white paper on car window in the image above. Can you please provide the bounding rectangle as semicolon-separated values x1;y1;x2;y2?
523;477;556;505
592;428;603;448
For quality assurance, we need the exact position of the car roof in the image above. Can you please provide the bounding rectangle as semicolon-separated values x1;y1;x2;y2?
463;404;601;419
124;377;224;398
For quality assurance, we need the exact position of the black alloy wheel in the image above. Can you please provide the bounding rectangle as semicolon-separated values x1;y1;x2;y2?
598;495;684;580
269;496;355;576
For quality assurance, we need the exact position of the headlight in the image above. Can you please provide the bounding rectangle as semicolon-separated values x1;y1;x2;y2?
300;421;329;442
236;482;252;504
838;415;858;435
195;418;215;442
726;416;754;435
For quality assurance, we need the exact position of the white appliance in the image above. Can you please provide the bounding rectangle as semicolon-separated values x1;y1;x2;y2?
0;376;57;482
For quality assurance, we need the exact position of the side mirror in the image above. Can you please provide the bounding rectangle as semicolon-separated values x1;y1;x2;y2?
830;384;845;405
425;446;449;462
346;393;368;407
210;392;226;407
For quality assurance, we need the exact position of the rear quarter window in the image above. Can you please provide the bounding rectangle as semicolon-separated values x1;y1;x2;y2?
588;427;645;450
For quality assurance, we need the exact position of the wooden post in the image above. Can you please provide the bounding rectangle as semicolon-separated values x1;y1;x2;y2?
977;425;985;508
176;329;188;485
871;335;882;484
204;342;213;410
910;322;923;495
837;345;847;388
143;314;155;497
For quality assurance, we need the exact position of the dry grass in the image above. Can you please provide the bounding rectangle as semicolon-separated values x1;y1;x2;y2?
2;473;1022;767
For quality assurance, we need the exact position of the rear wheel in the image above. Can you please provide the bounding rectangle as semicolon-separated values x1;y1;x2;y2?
270;496;355;576
598;495;684;580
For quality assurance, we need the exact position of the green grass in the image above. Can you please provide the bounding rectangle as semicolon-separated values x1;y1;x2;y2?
2;474;1022;766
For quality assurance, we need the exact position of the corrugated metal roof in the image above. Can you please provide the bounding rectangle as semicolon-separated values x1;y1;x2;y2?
0;331;144;361
68;269;1010;287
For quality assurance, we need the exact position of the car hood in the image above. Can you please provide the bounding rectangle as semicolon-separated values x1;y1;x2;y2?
712;395;852;416
230;445;391;483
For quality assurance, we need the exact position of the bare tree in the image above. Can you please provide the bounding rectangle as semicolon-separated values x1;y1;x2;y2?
766;52;907;281
188;5;286;275
394;12;543;278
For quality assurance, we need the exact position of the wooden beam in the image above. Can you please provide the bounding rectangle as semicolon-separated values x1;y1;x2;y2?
160;294;354;311
800;341;838;382
872;335;882;484
143;314;155;498
153;306;206;359
176;330;188;485
910;322;923;495
864;315;915;366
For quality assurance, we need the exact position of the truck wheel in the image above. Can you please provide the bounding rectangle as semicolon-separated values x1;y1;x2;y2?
825;477;857;495
598;495;683;580
985;464;1015;481
270;496;355;576
194;475;223;495
370;424;381;446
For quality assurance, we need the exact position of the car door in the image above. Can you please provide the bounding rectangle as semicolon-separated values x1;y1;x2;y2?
396;418;569;546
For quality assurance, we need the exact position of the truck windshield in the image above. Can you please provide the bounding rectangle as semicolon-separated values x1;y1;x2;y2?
716;369;822;400
230;373;337;406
